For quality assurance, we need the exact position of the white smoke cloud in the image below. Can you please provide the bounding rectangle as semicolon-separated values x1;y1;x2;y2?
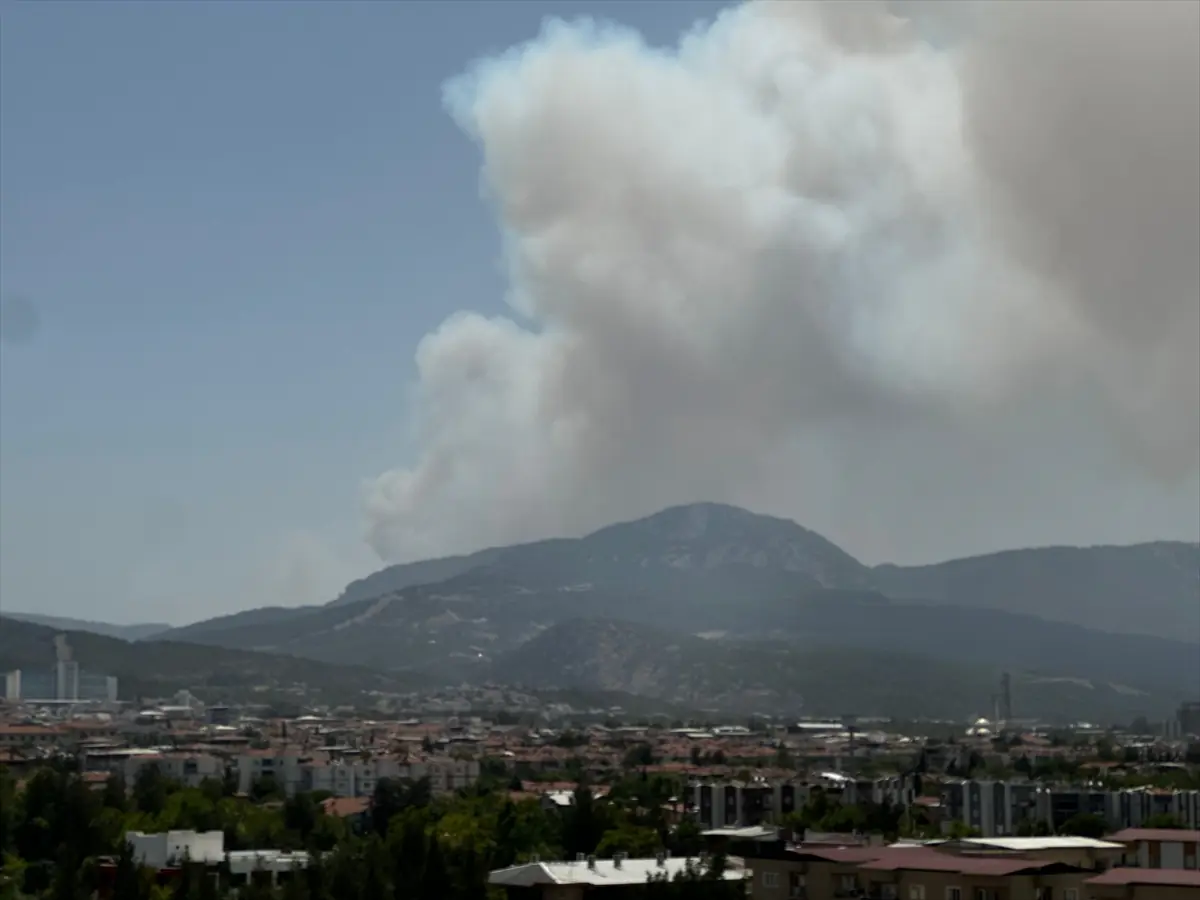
364;0;1200;564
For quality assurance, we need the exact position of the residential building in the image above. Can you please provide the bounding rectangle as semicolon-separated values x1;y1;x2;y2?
124;752;225;788
940;836;1125;871
742;838;1092;900
235;748;481;798
488;854;747;898
941;779;1200;835
1108;828;1200;870
1179;703;1200;738
127;830;225;868
686;775;913;830
1085;867;1200;899
0;724;64;749
121;830;309;890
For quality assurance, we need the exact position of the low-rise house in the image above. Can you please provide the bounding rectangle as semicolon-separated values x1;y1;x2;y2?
1108;828;1200;870
1085;867;1200;899
489;853;747;898
741;836;1094;900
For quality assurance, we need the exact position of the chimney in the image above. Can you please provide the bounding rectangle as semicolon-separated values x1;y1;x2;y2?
575;853;586;862
614;852;626;869
587;855;596;869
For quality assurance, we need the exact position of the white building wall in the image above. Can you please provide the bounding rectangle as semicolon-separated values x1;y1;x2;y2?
127;830;224;868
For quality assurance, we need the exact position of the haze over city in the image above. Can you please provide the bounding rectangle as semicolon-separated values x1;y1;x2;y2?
1;0;1197;625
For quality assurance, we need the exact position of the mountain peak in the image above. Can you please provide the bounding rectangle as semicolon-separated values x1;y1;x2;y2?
599;501;780;541
578;502;869;586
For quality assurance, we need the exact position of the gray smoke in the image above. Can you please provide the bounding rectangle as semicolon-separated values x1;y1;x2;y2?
364;0;1200;564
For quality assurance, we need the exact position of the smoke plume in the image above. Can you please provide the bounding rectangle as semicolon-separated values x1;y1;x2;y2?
364;0;1200;564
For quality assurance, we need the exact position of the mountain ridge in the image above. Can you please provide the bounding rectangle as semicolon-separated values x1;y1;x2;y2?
487;617;1184;723
0;616;430;705
0;612;172;642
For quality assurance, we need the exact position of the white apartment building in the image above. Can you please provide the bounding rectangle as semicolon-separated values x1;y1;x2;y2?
126;830;310;885
128;830;225;868
127;752;225;788
687;775;914;830
942;779;1200;837
235;750;480;798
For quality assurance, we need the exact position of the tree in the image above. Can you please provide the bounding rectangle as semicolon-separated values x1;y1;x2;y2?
418;834;453;900
596;824;662;858
0;769;16;860
102;773;129;813
1143;814;1186;829
1059;813;1107;838
563;783;606;857
624;744;656;769
133;763;172;816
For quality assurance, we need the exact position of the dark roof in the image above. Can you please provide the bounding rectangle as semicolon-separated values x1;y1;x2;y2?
1086;868;1200;887
1107;828;1200;844
788;846;888;864
856;848;1074;877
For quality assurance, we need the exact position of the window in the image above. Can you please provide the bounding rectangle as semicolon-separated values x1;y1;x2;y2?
881;887;897;900
909;888;926;900
1064;891;1078;900
762;871;779;889
945;889;962;900
840;875;858;892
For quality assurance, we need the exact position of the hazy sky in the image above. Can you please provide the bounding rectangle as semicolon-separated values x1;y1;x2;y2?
2;1;1197;626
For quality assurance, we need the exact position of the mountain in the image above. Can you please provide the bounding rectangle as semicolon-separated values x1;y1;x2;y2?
327;549;503;608
488;618;1181;723
0;617;429;705
2;612;171;642
151;502;1198;721
323;502;869;608
160;605;323;644
873;542;1200;642
222;502;1196;643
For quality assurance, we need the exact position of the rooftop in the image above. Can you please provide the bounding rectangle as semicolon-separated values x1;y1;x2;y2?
1086;868;1200;887
489;856;745;888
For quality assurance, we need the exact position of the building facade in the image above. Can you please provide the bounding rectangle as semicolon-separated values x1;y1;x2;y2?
941;780;1200;836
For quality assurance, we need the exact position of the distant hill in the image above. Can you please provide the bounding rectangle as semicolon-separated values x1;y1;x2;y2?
0;617;429;705
160;605;323;644
487;618;1182;723
327;549;503;608
315;502;1196;640
3;612;171;642
148;502;1198;721
873;541;1200;642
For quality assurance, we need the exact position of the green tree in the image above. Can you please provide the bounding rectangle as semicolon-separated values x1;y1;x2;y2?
596;824;662;858
1143;813;1186;829
133;763;173;816
1059;813;1107;838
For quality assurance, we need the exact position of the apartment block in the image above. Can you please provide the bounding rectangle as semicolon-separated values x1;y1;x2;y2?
235;750;480;798
744;840;1093;900
941;780;1200;836
1108;828;1200;870
687;775;914;829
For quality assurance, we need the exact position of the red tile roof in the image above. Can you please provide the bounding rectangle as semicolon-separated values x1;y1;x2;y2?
321;797;370;818
1086;868;1200;887
787;849;1070;878
1108;828;1200;844
843;848;1074;877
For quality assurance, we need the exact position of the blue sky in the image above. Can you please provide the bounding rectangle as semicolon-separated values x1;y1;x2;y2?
0;0;729;624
